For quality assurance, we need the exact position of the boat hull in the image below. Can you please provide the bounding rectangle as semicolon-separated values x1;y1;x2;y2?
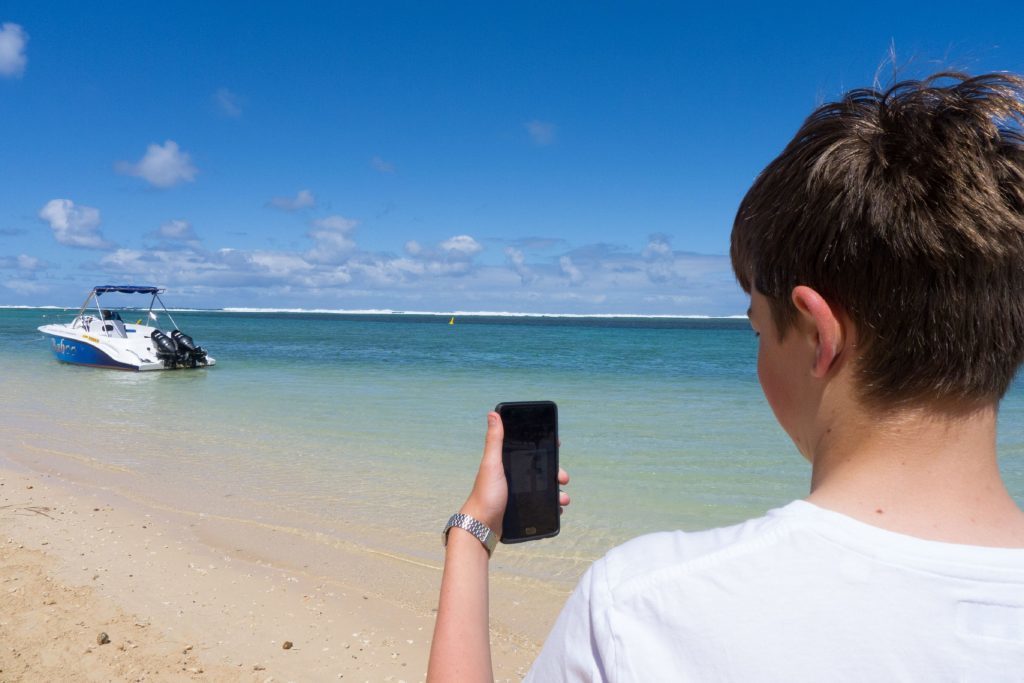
39;324;215;372
46;334;139;370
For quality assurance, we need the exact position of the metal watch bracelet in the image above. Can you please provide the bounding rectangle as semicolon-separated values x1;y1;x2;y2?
443;512;497;557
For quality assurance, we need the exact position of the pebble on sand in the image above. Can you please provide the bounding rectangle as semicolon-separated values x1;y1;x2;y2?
282;641;293;650
97;632;110;645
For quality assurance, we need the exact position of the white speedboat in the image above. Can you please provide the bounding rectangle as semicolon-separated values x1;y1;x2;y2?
38;285;216;371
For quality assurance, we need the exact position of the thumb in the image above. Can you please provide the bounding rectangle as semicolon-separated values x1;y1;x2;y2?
482;411;504;473
461;411;508;534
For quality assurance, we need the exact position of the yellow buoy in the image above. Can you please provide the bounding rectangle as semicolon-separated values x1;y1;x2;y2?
449;316;455;325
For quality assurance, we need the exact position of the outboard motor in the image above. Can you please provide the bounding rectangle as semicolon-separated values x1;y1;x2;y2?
150;329;180;366
171;330;209;366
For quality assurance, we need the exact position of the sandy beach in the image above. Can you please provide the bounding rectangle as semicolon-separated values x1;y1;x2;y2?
0;446;568;682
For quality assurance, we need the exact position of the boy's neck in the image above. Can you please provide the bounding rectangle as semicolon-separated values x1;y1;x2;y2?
805;403;1024;547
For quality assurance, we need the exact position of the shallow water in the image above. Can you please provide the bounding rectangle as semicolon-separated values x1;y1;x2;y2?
3;307;1022;587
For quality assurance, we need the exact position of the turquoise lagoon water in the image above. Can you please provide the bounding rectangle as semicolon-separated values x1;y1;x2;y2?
2;307;1023;585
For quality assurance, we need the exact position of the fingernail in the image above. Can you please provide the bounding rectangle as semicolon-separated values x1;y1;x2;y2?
487;413;497;425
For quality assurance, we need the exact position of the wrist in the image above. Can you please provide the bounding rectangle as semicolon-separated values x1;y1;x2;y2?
458;502;502;535
445;524;492;560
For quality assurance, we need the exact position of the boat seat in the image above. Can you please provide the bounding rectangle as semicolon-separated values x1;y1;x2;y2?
102;319;128;338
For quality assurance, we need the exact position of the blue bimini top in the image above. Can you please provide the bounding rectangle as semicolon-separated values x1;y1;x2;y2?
93;285;161;295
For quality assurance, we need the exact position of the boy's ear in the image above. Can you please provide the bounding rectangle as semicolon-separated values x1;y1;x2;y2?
790;285;844;378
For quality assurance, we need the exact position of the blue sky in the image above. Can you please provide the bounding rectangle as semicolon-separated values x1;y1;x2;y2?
2;2;1024;314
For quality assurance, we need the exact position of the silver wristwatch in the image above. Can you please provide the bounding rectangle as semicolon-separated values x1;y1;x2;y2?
443;513;498;557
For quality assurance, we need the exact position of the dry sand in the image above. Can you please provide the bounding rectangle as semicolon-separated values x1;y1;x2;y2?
0;454;568;682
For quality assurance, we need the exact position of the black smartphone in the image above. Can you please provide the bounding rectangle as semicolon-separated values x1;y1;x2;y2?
495;401;559;544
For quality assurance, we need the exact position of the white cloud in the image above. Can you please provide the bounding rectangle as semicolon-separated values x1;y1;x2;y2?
100;248;147;270
525;120;556;146
306;214;359;263
311;215;360;233
346;257;419;285
83;219;742;314
509;236;566;251
642;234;678;283
17;254;44;270
559;255;583;284
247;251;316;277
339;235;486;285
371;156;395;173
0;253;45;270
296;268;353;288
3;279;48;295
214;87;242;117
504;246;535;284
38;199;112;249
0;23;28;78
440;235;482;255
117;140;198;188
642;234;673;259
101;247;232;286
312;215;357;232
154;219;198;241
99;245;354;291
268;189;316;211
637;234;732;288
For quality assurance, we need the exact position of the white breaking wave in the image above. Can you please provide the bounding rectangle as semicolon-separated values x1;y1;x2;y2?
0;305;66;310
220;307;748;319
2;304;747;319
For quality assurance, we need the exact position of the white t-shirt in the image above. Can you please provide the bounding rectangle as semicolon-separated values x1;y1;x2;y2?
525;500;1024;682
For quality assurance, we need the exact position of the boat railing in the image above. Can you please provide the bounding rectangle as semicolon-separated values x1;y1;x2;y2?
68;286;184;340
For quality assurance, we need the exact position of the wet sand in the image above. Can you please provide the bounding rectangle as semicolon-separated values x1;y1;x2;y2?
0;448;569;682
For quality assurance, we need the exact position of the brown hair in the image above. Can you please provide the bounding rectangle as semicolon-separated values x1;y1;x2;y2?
731;72;1024;408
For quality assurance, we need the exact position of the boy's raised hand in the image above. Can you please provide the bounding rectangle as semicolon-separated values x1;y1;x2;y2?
460;411;570;540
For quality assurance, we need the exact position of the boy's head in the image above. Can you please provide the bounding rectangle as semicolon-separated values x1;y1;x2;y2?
731;72;1024;411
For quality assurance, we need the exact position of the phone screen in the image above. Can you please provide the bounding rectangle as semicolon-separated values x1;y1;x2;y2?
496;401;559;543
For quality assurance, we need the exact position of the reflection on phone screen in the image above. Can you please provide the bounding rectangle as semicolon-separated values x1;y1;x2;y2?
507;448;550;493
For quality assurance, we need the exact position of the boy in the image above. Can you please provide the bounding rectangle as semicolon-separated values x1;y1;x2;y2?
428;72;1024;681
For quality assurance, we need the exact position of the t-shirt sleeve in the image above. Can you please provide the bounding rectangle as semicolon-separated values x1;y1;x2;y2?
523;561;612;682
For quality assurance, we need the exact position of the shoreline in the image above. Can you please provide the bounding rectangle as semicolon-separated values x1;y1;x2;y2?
0;444;568;681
